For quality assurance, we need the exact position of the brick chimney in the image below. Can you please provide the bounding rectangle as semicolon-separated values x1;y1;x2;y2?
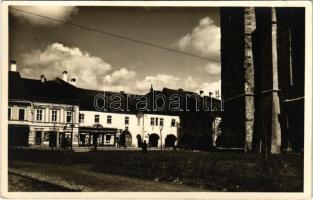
40;74;45;83
70;78;76;86
10;60;17;72
62;71;68;82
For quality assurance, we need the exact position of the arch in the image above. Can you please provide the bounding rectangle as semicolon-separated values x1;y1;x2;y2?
136;134;142;147
92;124;104;128
165;134;176;148
149;133;159;147
120;130;132;147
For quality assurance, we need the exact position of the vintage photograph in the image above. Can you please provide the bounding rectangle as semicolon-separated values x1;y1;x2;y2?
1;1;311;198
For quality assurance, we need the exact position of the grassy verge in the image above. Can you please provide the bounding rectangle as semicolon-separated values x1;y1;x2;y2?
9;148;303;192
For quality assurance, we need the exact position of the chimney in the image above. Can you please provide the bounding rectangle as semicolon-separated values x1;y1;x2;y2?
150;84;153;93
40;74;45;83
70;78;76;86
199;90;204;97
10;60;17;72
62;71;68;82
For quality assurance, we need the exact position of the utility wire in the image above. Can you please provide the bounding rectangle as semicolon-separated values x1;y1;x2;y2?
10;7;221;63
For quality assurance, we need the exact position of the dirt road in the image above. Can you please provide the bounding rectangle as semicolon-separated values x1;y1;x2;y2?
9;160;207;192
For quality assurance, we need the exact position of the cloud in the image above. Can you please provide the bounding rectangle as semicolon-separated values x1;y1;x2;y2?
199;80;221;95
177;17;220;59
133;74;220;95
102;68;137;92
177;16;221;77
203;62;221;75
20;43;221;95
21;43;112;89
10;6;78;25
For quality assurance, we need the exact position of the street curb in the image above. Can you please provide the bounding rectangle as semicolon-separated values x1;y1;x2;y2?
9;168;92;192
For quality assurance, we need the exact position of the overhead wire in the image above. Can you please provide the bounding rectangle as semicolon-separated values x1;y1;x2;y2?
10;7;221;63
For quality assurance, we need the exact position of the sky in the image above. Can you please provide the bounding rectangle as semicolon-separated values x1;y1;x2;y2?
9;6;221;95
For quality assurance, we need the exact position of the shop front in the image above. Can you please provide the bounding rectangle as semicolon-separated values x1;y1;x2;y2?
79;125;117;147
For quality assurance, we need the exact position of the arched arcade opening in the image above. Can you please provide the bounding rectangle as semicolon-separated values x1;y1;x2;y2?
149;133;159;147
165;134;176;148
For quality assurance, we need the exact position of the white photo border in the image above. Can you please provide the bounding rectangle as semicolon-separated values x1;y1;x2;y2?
1;1;312;199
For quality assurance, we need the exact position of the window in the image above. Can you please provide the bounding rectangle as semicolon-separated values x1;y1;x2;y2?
79;113;84;123
125;116;129;125
8;107;11;120
36;109;43;121
66;111;72;123
19;108;25;121
160;118;164;126
171;119;176;127
107;115;112;124
106;135;111;143
151;117;154;126
95;115;100;123
51;110;58;122
155;117;159;126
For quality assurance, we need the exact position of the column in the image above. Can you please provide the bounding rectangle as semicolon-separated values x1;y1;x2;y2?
270;8;282;154
243;7;256;152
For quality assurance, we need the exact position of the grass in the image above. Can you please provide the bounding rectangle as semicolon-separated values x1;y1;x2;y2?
9;148;303;192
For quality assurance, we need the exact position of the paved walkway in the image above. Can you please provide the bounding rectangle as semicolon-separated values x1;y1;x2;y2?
9;160;207;192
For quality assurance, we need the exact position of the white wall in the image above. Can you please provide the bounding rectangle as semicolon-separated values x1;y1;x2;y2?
79;110;180;148
79;111;141;147
143;114;180;148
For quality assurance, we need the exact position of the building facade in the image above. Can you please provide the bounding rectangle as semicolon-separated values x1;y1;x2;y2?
10;62;209;149
9;66;80;148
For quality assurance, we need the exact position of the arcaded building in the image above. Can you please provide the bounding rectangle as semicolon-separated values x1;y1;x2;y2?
220;7;304;153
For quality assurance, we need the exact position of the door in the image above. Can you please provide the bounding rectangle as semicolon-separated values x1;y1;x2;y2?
125;134;132;147
149;134;159;147
35;131;42;145
49;131;57;147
